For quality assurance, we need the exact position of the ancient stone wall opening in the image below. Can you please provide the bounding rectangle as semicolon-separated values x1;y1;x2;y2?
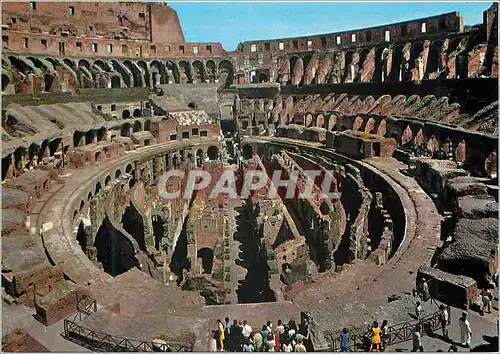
94;217;140;277
197;247;214;274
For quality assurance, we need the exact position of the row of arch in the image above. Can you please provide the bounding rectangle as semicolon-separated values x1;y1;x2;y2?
277;37;471;86
274;111;497;177
3;55;236;93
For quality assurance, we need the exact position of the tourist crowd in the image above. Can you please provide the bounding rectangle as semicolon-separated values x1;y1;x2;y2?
211;318;312;352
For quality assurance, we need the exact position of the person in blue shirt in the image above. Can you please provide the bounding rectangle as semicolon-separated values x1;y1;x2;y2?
412;325;423;352
340;327;349;352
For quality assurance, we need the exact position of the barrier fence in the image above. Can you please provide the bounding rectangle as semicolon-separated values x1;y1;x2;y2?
330;305;451;351
62;294;195;352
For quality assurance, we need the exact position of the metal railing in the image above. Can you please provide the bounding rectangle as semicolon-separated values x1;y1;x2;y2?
330;305;451;351
62;294;195;352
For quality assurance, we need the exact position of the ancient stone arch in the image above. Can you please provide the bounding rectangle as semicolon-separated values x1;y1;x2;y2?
401;125;413;146
364;117;376;134
352;116;363;131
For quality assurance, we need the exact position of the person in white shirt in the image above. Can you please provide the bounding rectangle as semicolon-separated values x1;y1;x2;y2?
276;320;285;334
294;338;306;352
439;305;449;339
282;342;293;352
242;320;253;339
459;312;472;348
415;301;422;320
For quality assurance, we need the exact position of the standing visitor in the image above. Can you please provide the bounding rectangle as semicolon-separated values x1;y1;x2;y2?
439;305;449;339
368;321;381;352
261;325;271;351
415;301;422;320
266;321;273;333
481;288;493;313
421;279;430;301
243;320;253;340
411;325;423;352
267;329;276;352
276;320;285;335
340;328;350;352
380;320;388;351
459;312;472;348
217;319;225;352
273;328;281;352
224;317;232;351
231;319;243;351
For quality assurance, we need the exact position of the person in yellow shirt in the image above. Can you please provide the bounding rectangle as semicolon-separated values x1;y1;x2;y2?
217;319;225;351
368;321;381;352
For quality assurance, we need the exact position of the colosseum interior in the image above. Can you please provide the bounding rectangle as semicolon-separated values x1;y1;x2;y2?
1;1;499;352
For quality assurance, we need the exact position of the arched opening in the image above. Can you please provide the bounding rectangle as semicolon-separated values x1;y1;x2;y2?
364;117;376;134
328;114;337;131
123;60;143;87
115;170;122;179
105;175;111;186
44;74;55;92
97;127;106;142
166;60;180;84
79;200;85;211
111;76;121;88
343;52;355;82
122;203;146;251
85;130;95;145
121;123;131;137
111;60;131;88
197;248;214;274
95;182;102;194
137;61;150;87
401;126;413;147
188;102;197;109
205;60;216;83
207;146;219;161
73;131;84;147
192;60;204;83
87;192;93;201
352;116;363;131
122;110;131;119
389;46;404;82
133;121;142;132
376;119;387;137
316;114;325;128
78;59;90;70
426;41;444;78
150;60;166;86
126;164;133;174
133;108;142;118
242;144;253;160
218;60;234;87
410;42;425;81
178;60;191;84
305;114;313;127
196;149;204;166
94;217;139;277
